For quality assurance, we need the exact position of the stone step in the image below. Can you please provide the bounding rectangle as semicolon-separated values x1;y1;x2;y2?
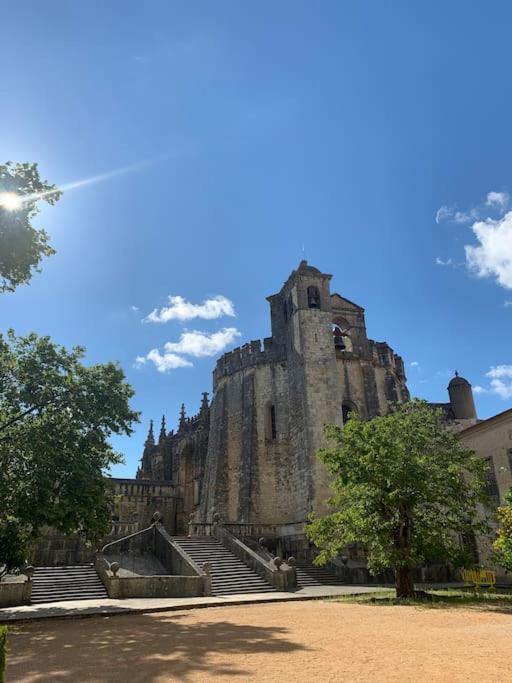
173;536;277;597
31;565;108;604
295;565;345;587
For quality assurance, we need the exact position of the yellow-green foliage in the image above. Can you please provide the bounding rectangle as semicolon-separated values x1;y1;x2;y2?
493;491;512;573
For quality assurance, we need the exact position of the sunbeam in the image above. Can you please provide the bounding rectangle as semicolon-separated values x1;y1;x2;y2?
10;157;160;208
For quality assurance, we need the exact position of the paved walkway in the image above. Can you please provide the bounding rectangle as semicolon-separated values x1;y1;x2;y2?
0;584;387;623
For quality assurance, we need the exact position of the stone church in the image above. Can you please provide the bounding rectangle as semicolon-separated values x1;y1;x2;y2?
131;260;471;539
35;260;486;569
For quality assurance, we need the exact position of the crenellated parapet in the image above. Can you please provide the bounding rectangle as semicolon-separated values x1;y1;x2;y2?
213;337;285;387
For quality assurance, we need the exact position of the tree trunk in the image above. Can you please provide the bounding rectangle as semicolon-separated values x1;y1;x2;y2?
395;566;415;599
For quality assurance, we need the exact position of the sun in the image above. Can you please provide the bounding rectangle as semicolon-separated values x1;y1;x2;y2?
0;192;24;211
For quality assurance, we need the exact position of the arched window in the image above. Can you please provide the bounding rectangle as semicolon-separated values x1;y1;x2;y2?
342;401;358;424
332;318;353;352
332;324;346;351
307;286;321;309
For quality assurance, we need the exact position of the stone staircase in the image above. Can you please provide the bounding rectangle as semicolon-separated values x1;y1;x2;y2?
295;561;345;588
31;565;108;604
173;536;277;596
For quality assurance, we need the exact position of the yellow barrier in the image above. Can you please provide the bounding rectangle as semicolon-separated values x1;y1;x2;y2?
461;568;496;590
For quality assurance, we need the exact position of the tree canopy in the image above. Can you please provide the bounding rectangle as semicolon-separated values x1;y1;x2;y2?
306;400;490;598
0;330;139;576
0;162;61;293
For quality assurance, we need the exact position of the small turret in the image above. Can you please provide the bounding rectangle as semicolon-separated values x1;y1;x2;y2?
448;371;477;420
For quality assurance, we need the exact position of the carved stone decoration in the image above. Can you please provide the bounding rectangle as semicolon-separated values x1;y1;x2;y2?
23;565;35;581
152;511;163;524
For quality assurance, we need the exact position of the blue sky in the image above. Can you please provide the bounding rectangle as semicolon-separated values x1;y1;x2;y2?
1;1;511;477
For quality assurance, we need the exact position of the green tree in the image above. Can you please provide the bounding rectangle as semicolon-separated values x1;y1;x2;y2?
0;161;61;293
0;330;139;576
307;400;489;598
493;490;512;573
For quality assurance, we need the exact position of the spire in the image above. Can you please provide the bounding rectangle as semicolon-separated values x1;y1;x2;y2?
200;392;209;413
179;403;187;430
159;415;166;444
145;419;155;447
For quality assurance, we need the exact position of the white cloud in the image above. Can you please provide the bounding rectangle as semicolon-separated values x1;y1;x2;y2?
436;190;508;226
146;349;193;373
410;361;419;367
435;257;453;266
474;365;512;399
435;205;453;224
485;365;512;400
454;209;478;224
486;191;509;210
465;211;512;289
163;328;241;357
136;327;241;373
504;300;512;308
131;305;140;312
145;295;235;323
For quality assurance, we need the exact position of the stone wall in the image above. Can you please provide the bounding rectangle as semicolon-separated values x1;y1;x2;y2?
199;260;409;526
31;478;180;567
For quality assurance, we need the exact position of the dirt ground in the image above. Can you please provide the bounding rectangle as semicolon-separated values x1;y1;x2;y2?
5;600;512;682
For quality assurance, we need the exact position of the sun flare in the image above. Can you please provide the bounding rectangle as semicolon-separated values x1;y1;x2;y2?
0;192;23;211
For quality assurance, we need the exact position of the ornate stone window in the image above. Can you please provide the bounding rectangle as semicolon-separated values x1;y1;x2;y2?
307;286;321;309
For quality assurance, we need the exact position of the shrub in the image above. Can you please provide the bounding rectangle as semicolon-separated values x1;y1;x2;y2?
0;625;6;683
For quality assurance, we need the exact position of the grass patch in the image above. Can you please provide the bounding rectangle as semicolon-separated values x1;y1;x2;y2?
330;588;512;610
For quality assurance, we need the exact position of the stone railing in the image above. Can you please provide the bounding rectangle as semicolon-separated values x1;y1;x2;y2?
96;513;210;599
215;525;296;591
188;521;216;537
222;522;306;539
187;515;297;591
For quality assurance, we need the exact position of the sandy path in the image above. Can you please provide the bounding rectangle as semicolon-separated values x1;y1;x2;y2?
5;600;512;682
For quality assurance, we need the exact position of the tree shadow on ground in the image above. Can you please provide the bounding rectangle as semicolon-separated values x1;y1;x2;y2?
6;609;310;682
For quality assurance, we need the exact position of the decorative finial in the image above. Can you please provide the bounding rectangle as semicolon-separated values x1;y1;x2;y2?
179;403;187;429
159;415;166;443
145;419;155;447
455;370;459;377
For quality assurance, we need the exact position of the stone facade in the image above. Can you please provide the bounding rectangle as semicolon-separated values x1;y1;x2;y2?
140;260;410;530
37;260;511;576
458;408;512;580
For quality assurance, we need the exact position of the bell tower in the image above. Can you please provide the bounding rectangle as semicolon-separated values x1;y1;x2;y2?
268;261;343;517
